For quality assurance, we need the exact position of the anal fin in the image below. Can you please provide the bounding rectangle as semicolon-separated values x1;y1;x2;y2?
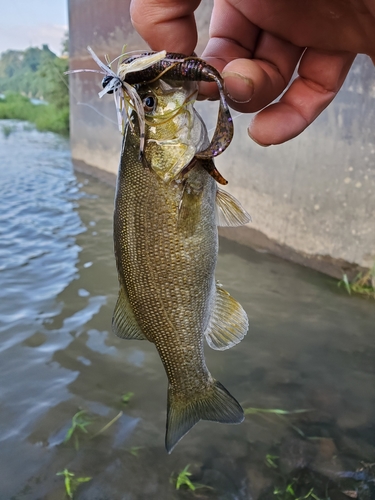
216;188;251;227
204;283;248;350
112;287;147;340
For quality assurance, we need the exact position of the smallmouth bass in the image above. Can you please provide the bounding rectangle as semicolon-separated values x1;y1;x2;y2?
113;78;251;452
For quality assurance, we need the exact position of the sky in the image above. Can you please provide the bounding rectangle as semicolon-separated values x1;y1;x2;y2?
0;0;68;56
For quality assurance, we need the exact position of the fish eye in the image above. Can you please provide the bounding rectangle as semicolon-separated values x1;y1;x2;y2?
143;95;156;113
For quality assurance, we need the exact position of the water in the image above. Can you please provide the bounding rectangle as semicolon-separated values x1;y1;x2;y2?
0;120;374;500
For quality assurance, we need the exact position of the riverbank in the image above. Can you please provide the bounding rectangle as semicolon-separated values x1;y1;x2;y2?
0;93;69;135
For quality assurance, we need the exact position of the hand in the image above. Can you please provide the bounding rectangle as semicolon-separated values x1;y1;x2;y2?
130;0;375;146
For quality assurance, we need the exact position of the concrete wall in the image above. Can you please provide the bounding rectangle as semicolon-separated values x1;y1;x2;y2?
68;0;375;276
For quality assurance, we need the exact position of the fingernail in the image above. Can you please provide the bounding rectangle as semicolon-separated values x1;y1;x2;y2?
248;127;271;147
222;71;254;104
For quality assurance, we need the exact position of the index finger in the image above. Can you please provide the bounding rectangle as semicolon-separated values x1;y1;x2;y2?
130;0;201;55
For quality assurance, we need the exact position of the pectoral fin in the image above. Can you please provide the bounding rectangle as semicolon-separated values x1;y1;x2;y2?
204;283;248;350
215;188;251;227
112;287;147;340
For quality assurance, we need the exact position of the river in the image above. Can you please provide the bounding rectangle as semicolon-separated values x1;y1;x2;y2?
1;120;374;500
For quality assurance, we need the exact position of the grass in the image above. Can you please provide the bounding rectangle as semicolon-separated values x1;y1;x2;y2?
172;465;212;493
274;482;322;500
0;92;69;135
121;391;134;404
56;469;91;499
244;407;311;438
128;446;143;457
64;410;93;450
174;465;199;491
265;454;279;469
244;408;310;416
338;265;375;299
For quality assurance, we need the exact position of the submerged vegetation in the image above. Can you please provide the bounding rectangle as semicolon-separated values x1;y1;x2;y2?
338;264;375;299
172;465;207;492
56;469;91;499
64;410;93;450
0;35;69;135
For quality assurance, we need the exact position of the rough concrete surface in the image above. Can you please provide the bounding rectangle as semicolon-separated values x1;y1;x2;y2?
68;0;375;275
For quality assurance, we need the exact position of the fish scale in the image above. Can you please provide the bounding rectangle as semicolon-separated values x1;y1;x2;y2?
112;79;250;452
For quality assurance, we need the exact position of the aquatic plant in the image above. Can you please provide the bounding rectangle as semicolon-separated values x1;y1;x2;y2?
56;469;91;499
172;465;210;492
274;482;322;500
244;407;310;438
338;265;375;299
244;407;310;416
174;465;199;491
121;391;134;404
91;410;123;438
265;454;279;469
128;446;143;457
64;410;93;450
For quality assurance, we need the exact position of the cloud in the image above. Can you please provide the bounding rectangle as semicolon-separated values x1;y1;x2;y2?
0;23;68;56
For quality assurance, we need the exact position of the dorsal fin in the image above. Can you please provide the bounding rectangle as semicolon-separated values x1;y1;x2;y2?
112;287;148;340
215;188;251;227
204;282;248;350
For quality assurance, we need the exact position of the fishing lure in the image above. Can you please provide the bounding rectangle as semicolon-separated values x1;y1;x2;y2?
68;47;233;184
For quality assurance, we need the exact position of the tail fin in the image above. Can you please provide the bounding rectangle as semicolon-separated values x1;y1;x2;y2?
166;380;244;453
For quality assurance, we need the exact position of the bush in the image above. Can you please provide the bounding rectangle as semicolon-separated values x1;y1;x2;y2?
0;93;69;135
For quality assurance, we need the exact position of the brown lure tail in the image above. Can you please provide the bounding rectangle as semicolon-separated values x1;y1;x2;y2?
166;381;244;453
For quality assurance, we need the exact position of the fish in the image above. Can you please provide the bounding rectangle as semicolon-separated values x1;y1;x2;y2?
112;77;251;453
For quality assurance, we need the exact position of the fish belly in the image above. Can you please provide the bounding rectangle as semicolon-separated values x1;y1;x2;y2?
113;129;244;452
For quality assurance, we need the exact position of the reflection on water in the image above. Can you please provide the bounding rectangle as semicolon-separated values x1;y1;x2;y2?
0;121;374;499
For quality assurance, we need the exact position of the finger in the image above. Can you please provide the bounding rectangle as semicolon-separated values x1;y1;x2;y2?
248;49;356;145
130;0;200;54
200;1;303;110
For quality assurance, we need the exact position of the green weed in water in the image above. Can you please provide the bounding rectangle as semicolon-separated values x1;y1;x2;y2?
56;469;91;499
338;266;375;299
91;410;123;439
265;454;279;469
128;446;143;457
64;410;93;450
244;407;309;438
244;408;310;416
173;465;205;491
274;484;322;500
121;391;134;404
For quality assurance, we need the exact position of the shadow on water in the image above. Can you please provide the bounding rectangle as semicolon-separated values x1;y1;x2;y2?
0;121;374;500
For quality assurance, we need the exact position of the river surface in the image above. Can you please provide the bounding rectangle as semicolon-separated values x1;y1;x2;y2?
1;120;374;500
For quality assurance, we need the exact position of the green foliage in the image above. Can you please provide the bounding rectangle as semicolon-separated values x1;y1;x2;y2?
121;391;134;404
172;465;210;492
64;410;93;450
0;36;70;135
175;465;197;491
128;446;143;457
265;454;279;469
274;481;322;500
0;45;56;98
338;265;375;299
0;93;69;135
56;469;91;499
